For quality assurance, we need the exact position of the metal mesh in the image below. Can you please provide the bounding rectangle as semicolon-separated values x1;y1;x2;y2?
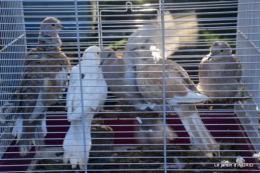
0;0;260;172
0;0;26;159
235;0;260;153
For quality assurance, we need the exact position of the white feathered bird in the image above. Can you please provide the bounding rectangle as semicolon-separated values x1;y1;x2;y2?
63;46;107;170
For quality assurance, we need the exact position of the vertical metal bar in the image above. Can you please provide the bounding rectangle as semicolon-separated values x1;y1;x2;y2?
159;0;167;172
73;0;88;172
97;1;102;48
0;0;27;159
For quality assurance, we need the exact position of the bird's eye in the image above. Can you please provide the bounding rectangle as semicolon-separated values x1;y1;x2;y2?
52;24;55;26
220;50;223;52
97;52;100;55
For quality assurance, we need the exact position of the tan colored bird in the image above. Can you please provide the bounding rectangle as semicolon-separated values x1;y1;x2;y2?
12;17;70;156
101;10;198;144
101;48;177;144
135;46;219;157
101;10;198;111
198;41;242;101
101;48;146;109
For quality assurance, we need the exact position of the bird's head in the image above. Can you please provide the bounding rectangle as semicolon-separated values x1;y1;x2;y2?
100;48;118;66
208;41;232;60
39;17;66;36
100;48;117;59
134;45;163;65
83;46;103;66
124;36;155;65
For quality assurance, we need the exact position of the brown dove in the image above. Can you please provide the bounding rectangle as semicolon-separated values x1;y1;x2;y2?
101;48;177;144
135;46;219;157
198;41;242;101
102;11;198;145
101;10;198;110
12;17;70;156
101;48;146;109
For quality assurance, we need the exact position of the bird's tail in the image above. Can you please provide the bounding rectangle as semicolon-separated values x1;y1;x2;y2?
63;123;75;165
174;104;220;157
18;121;45;157
63;119;92;170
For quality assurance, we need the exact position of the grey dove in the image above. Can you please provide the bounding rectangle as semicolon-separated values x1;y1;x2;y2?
63;46;107;170
135;47;219;157
101;48;177;144
198;41;242;101
12;17;70;156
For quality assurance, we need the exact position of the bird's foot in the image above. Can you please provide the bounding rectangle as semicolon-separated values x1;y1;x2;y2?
203;100;214;110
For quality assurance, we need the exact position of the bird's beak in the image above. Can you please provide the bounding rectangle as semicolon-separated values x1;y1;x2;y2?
100;59;105;66
61;26;67;30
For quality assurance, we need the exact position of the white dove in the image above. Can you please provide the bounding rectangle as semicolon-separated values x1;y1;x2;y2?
63;46;107;170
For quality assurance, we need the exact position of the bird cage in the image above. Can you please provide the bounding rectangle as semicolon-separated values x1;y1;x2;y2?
0;0;260;172
0;0;27;159
235;0;260;159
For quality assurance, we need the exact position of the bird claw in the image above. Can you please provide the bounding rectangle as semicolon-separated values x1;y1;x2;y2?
203;100;214;110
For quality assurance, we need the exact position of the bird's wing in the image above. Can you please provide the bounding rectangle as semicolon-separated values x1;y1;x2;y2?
137;59;207;104
124;10;198;58
17;50;69;121
24;48;39;66
102;52;144;106
19;64;46;122
67;65;107;121
231;54;243;82
66;65;80;119
82;69;107;112
102;58;126;87
198;53;242;99
136;59;217;156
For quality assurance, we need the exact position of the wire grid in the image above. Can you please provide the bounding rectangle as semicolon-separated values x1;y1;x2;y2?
235;0;260;157
0;0;27;159
0;0;260;172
